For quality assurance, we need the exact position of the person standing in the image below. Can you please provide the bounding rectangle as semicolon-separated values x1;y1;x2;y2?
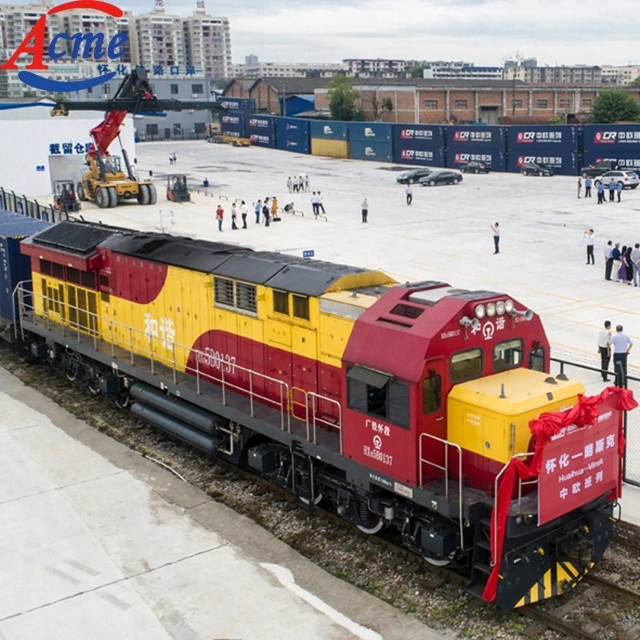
597;320;612;382
304;174;310;192
215;203;224;232
617;181;623;202
490;222;500;254
610;325;633;387
612;243;621;281
230;202;238;230
311;192;319;218
405;184;413;205
631;243;640;286
585;177;592;197
361;198;369;223
316;192;326;216
271;196;278;220
262;199;271;226
604;240;614;281
584;229;595;264
254;199;262;224
597;180;605;204
608;178;616;202
286;176;293;193
577;177;582;198
240;200;248;229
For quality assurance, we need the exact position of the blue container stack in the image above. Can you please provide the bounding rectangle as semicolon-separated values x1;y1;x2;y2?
582;125;640;174
348;123;394;162
445;126;506;172
247;115;277;148
506;125;578;175
276;118;310;154
392;125;445;167
309;121;349;140
220;112;247;139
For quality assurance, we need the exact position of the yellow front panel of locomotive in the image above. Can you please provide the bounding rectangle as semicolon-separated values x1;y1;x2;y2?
448;369;584;464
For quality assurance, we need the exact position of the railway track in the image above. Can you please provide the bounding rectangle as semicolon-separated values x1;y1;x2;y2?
2;345;640;640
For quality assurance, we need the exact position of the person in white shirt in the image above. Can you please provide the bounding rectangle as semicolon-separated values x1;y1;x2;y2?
597;320;612;382
584;229;595;265
609;325;633;387
405;184;413;205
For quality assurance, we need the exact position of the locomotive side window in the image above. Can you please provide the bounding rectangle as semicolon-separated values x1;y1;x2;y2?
422;372;441;414
450;348;482;382
347;366;410;429
529;345;545;372
273;290;289;315
292;294;310;320
493;339;523;372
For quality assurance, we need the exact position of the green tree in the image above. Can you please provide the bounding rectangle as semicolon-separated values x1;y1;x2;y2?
408;62;427;78
327;75;364;121
590;88;640;123
629;77;640;87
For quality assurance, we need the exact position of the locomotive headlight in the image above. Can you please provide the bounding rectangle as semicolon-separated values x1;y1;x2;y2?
474;304;486;319
504;299;514;313
486;302;496;317
496;301;506;316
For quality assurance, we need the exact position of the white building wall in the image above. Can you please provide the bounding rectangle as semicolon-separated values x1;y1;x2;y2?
0;107;136;196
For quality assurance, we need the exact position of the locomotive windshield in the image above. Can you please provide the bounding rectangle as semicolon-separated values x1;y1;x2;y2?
450;348;483;382
493;339;523;371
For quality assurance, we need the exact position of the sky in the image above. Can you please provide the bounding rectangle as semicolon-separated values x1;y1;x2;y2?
9;0;640;67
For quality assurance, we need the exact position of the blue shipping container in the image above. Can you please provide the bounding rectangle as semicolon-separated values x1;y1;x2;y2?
309;121;349;140
217;97;256;113
392;144;445;167
349;140;393;162
348;122;393;143
0;210;50;322
506;125;578;151
446;125;505;149
220;112;246;137
507;149;578;176
276;118;310;154
581;150;640;174
446;148;506;172
392;124;444;149
583;124;640;150
247;115;277;148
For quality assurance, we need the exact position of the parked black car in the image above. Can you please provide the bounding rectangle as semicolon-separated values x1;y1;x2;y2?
418;170;463;186
396;168;434;184
521;162;554;177
580;160;619;178
459;161;490;174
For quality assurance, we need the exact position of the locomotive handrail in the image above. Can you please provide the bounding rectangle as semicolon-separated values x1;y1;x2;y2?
418;433;464;551
16;284;292;432
306;392;343;454
491;452;536;566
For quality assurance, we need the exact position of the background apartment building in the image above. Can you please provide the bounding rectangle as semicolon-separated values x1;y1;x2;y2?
232;55;344;79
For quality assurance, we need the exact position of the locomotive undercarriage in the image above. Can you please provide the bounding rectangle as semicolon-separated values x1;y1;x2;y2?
19;329;616;611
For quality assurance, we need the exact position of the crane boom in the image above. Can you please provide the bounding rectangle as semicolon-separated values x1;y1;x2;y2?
52;68;226;156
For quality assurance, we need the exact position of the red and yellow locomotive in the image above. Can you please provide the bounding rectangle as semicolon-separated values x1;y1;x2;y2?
17;221;633;610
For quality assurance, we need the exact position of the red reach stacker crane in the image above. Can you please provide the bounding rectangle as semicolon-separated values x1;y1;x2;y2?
51;69;225;209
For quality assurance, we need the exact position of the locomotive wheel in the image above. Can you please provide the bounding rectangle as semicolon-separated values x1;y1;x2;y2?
95;187;109;208
108;186;118;208
423;553;451;567
148;183;157;205
355;501;384;534
356;517;384;535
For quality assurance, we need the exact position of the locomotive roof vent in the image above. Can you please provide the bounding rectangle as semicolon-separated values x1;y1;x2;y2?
409;287;469;306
